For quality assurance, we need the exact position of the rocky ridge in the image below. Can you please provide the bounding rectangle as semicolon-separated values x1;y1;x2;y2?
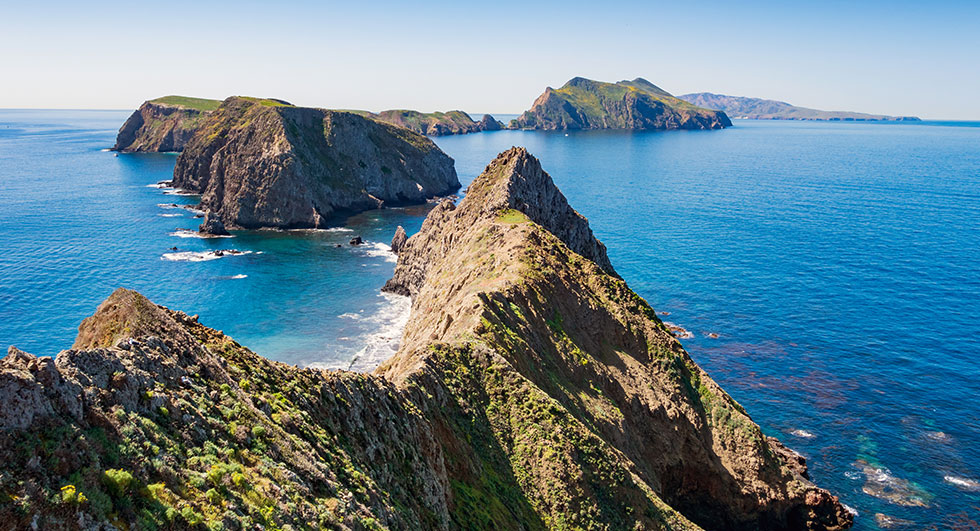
113;96;222;152
513;78;732;131
0;148;851;530
171;97;460;229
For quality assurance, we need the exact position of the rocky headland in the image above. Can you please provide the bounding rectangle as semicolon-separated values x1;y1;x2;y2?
171;97;460;230
678;93;921;121
351;109;504;136
113;96;222;152
0;148;851;530
512;78;732;131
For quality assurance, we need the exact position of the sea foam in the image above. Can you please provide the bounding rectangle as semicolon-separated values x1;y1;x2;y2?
161;250;251;262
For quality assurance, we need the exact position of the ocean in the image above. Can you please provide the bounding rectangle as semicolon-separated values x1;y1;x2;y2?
1;110;978;528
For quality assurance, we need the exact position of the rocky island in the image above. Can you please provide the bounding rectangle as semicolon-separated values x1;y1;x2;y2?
350;109;504;136
512;77;732;131
113;96;222;152
678;93;921;121
171;96;459;230
0;148;851;530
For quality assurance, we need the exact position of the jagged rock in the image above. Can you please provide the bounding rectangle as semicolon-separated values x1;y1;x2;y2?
0;149;851;530
513;77;731;131
390;226;407;254
172;97;460;229
349;236;363;246
198;212;230;236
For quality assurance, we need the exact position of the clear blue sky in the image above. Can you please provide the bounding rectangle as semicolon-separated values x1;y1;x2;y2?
2;0;978;119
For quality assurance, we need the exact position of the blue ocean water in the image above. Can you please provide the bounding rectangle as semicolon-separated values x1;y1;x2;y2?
2;110;979;528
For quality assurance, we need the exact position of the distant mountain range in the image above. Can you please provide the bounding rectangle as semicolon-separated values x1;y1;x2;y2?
678;93;920;121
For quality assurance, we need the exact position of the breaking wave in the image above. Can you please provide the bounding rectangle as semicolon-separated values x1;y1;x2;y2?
161;250;252;262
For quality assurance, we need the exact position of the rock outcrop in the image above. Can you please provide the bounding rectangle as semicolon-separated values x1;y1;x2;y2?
513;77;732;131
198;212;230;236
112;96;221;152
352;109;506;136
0;149;851;530
678;92;922;121
171;97;460;229
390;225;408;254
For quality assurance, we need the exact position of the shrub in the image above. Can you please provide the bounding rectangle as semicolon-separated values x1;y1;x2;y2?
60;484;88;505
102;468;135;497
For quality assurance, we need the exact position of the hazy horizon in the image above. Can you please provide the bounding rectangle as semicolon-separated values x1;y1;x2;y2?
3;0;979;120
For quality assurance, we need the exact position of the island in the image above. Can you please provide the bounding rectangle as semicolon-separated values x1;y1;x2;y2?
0;148;852;530
113;96;504;154
348;109;504;136
113;96;222;152
171;96;460;231
512;77;732;131
678;92;921;121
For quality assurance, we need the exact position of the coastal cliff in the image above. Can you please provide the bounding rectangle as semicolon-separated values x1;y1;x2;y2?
0;148;851;530
678;93;921;121
513;78;732;131
113;96;221;152
171;97;460;229
352;110;504;136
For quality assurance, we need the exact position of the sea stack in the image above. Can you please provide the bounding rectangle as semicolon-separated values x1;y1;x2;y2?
390;225;407;253
172;97;460;229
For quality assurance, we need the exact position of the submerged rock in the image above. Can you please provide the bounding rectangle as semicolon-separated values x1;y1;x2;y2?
0;148;851;530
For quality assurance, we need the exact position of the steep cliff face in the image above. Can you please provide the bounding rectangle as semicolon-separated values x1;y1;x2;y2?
513;77;732;131
112;96;221;152
353;109;505;136
0;149;850;530
171;97;460;229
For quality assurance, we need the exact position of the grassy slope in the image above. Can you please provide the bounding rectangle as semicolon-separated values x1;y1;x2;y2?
149;96;223;112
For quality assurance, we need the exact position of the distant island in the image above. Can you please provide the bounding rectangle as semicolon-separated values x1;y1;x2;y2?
113;96;221;152
348;109;503;136
512;77;731;131
678;92;921;121
113;96;503;153
171;96;459;231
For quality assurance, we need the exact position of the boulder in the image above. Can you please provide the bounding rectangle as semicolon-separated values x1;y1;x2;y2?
198;212;230;236
390;226;407;254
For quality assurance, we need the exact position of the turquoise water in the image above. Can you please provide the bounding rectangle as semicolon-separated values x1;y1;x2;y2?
2;110;979;528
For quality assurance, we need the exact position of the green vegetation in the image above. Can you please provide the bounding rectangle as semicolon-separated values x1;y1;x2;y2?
514;77;729;130
497;208;529;224
149;95;222;112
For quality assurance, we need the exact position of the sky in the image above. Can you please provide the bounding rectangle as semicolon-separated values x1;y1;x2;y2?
2;0;979;119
